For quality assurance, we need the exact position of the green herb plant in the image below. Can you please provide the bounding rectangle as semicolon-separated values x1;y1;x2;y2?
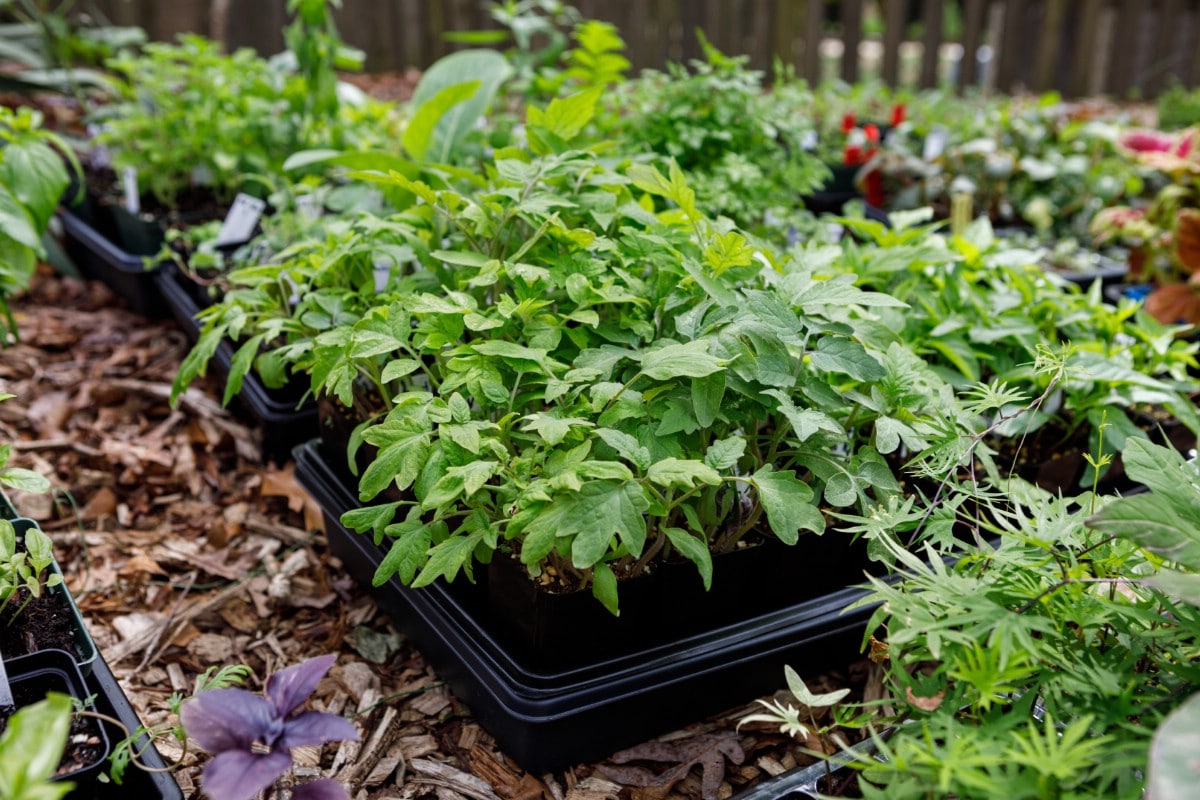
840;389;1200;799
0;105;77;342
0;518;63;622
0;692;75;800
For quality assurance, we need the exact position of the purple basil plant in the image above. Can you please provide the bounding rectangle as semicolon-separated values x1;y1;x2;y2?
180;654;359;800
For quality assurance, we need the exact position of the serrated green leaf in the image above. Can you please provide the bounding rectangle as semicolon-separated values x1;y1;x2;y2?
522;413;593;446
360;420;431;499
526;481;649;568
808;337;886;382
526;87;601;141
596;428;651;471
382;358;421;383
704;437;746;470
341;502;402;541
763;389;844;444
639;339;725;380
752;466;824;544
422;460;499;509
647;458;722;489
372;518;432;585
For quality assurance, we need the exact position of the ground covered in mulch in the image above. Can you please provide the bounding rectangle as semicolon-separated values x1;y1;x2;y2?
0;266;880;800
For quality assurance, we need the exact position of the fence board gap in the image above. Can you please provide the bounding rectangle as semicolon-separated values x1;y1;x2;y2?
1033;0;1067;92
803;0;823;84
958;0;986;91
920;0;943;88
882;0;907;86
841;0;863;83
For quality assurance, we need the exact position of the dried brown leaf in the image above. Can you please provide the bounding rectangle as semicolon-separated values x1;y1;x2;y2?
601;732;745;800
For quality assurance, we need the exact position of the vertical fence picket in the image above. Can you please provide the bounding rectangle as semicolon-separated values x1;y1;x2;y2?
841;0;863;83
957;0;986;90
919;0;942;88
1147;0;1185;94
1069;0;1103;96
803;0;823;84
996;0;1028;92
1107;0;1142;96
882;0;907;87
1033;0;1067;92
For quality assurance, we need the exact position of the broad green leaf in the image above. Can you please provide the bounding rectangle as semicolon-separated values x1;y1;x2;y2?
404;80;481;161
664;526;713;590
0;185;40;250
691;371;725;428
1148;569;1200;607
360;421;431;499
0;693;72;798
409;50;513;163
523;414;593;446
639;339;725;380
752;466;824;544
1146;691;1200;800
591;561;619;616
763;389;844;444
874;416;929;455
703;230;755;273
808;338;886;382
1088;493;1200;568
422;461;500;508
596;428;651;471
526;480;650;568
0;140;68;231
0;467;49;494
382;358;421;383
704;437;745;471
647;458;721;490
341;502;402;541
526;87;601;141
372;518;432;585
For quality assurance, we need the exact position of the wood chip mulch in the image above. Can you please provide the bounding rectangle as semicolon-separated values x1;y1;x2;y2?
0;266;877;800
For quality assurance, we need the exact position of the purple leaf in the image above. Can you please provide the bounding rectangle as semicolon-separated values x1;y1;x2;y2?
201;748;292;800
267;654;337;717
182;691;280;753
278;710;360;751
290;778;353;800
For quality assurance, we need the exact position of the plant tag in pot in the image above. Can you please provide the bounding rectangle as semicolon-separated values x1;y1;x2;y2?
214;193;266;248
121;167;140;215
923;126;948;161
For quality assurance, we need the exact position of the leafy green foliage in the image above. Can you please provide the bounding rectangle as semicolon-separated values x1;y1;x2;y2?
0;692;74;800
0;105;74;342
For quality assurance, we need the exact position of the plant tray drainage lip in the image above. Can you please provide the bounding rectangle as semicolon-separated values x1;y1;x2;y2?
295;441;874;772
155;263;318;459
57;207;167;319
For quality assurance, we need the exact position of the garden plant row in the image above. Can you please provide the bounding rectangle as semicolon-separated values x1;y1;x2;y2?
7;0;1200;797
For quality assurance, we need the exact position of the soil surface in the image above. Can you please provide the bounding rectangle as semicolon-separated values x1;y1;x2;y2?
0;265;879;799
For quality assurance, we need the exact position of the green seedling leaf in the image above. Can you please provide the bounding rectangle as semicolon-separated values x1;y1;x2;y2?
808;338;886;382
785;664;850;707
596;428;651;471
0;467;49;494
373;517;433;586
704;437;745;471
639;339;725;380
526;480;650;569
647;458;722;490
691;371;725;428
341;502;402;542
527;87;602;141
409;49;513;163
752;466;824;545
404;80;481;161
664;527;713;590
0;693;73;800
592;561;619;616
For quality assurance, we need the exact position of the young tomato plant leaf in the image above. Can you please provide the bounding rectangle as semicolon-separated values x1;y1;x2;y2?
525;480;650;569
751;466;824;544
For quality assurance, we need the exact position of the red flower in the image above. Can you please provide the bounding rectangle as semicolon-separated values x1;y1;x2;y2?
841;113;856;134
844;144;863;165
890;104;906;127
864;123;881;144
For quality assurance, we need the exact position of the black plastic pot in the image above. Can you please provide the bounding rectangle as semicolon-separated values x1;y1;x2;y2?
84;650;184;799
155;263;319;460
57;207;167;319
2;648;111;794
295;441;875;773
5;518;99;676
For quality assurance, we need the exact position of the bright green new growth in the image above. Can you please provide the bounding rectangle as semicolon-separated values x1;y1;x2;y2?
0;693;74;800
0;105;75;342
0;519;64;621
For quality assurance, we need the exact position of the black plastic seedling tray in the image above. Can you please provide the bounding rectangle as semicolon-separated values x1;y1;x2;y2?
295;441;875;773
155;264;318;460
58;208;166;319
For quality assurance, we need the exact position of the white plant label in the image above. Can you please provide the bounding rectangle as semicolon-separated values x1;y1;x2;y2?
122;167;140;215
923;127;949;161
215;193;267;247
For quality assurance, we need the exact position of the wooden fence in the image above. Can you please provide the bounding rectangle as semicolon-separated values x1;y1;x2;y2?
85;0;1200;98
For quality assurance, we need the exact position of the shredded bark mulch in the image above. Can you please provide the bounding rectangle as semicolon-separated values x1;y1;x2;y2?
0;265;877;800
